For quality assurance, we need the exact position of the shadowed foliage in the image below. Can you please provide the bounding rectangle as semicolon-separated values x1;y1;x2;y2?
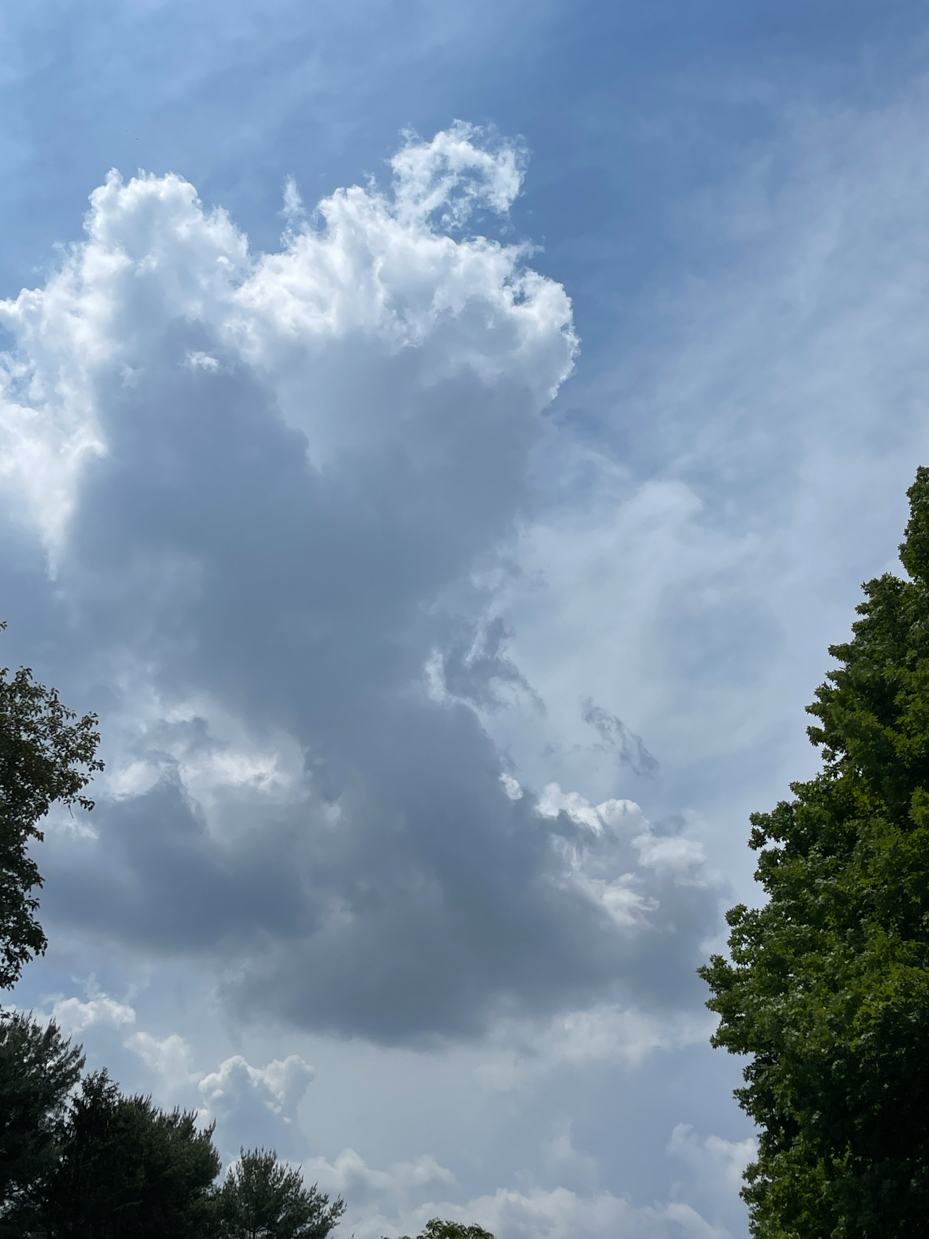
0;1013;84;1233
41;1070;221;1238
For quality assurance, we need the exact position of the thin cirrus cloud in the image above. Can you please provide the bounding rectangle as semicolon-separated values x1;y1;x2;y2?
0;123;722;1044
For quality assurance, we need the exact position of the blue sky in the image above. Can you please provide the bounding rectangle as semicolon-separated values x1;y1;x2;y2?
4;3;929;1237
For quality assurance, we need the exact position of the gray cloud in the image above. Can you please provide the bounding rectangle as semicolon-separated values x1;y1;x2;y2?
582;700;658;776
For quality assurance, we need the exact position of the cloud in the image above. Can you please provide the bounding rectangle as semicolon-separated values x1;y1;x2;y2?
199;1052;314;1120
485;88;929;858
46;991;137;1037
0;125;721;1044
473;1001;712;1089
196;1050;315;1159
126;1031;197;1092
429;616;539;712
304;1147;458;1214
632;833;706;874
443;1186;733;1239
667;1125;756;1207
388;120;526;228
304;1144;736;1239
582;700;658;777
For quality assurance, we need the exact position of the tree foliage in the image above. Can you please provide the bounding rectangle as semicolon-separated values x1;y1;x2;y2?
41;1069;221;1238
218;1148;345;1239
393;1221;496;1239
701;466;929;1238
0;1012;84;1232
0;632;103;988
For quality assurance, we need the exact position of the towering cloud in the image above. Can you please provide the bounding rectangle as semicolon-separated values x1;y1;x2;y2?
0;125;720;1042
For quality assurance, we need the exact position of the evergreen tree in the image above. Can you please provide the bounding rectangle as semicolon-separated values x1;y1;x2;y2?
42;1069;221;1238
701;466;929;1237
0;632;103;989
0;1012;84;1232
218;1148;344;1239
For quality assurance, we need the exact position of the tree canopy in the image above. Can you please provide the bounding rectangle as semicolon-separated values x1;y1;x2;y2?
0;1012;84;1233
393;1221;496;1239
0;634;103;988
217;1148;345;1239
701;466;929;1238
42;1069;221;1239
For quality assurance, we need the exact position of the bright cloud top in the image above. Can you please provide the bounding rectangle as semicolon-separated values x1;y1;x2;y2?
0;122;571;543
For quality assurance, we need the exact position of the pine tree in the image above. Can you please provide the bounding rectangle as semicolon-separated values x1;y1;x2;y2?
43;1070;221;1238
0;1013;84;1232
218;1148;344;1239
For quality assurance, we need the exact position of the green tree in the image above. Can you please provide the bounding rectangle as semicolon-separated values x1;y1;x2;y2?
0;632;103;988
218;1148;344;1239
393;1221;496;1239
0;1012;84;1232
42;1069;221;1238
701;465;929;1238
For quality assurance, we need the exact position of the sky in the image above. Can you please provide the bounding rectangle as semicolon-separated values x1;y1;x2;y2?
3;2;929;1236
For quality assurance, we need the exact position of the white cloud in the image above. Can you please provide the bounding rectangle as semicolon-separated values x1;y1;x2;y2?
304;1145;735;1239
42;988;200;1097
305;1147;457;1213
537;783;644;835
447;1186;733;1239
389;120;525;227
199;1053;314;1119
632;833;706;873
500;773;523;800
535;783;709;925
668;1125;757;1204
126;1031;198;1091
185;350;221;372
0;124;574;543
48;992;137;1036
473;1002;712;1088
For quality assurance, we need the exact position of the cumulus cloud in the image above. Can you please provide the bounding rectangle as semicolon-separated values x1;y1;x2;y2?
304;1147;457;1216
303;1144;736;1239
126;1030;197;1092
443;1186;733;1239
473;1001;712;1089
199;1052;314;1119
0;124;721;1044
196;1051;316;1158
667;1125;756;1207
46;990;137;1037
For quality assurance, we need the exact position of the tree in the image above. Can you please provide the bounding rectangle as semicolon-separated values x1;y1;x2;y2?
0;1012;84;1232
701;465;929;1238
42;1069;221;1238
218;1148;344;1239
393;1222;496;1239
0;631;103;988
